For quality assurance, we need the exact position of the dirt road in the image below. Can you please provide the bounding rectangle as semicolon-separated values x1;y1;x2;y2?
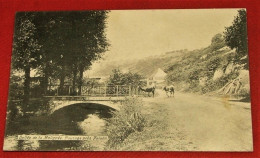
142;90;253;151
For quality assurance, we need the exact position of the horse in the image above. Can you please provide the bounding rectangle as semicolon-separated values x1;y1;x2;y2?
163;85;174;97
138;86;155;97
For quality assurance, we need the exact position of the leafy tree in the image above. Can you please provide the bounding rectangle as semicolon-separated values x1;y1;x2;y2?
211;33;226;51
11;10;110;106
73;11;110;95
108;69;124;85
31;11;109;95
8;70;23;100
12;13;42;104
224;9;248;57
206;56;221;73
108;69;145;87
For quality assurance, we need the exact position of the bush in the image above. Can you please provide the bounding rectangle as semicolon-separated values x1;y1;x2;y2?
107;69;145;87
206;56;221;74
210;33;226;52
105;97;146;149
9;71;24;100
201;72;239;94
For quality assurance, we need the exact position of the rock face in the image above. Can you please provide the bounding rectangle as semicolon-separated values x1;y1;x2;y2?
199;77;208;86
213;68;224;81
217;46;230;52
200;54;207;60
217;69;250;95
225;62;234;75
238;69;250;91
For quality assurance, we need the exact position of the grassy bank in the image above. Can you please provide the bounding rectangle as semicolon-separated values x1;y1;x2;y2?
105;97;195;151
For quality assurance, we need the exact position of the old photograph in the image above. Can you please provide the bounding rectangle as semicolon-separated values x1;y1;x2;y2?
3;9;252;151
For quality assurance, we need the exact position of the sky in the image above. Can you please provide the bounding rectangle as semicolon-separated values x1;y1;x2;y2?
87;9;240;76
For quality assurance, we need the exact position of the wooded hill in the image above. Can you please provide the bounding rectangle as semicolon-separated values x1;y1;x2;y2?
91;49;188;79
96;33;249;98
165;33;250;98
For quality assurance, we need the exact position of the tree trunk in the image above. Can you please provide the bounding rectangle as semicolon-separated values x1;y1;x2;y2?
23;65;30;105
59;64;65;95
59;76;65;95
78;67;84;95
43;71;48;95
43;61;50;95
72;68;77;96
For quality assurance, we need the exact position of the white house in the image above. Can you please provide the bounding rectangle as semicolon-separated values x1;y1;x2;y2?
147;68;167;87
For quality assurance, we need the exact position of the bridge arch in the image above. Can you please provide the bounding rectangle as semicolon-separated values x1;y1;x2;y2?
49;100;121;113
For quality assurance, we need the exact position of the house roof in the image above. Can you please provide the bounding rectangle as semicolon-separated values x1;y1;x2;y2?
149;68;167;79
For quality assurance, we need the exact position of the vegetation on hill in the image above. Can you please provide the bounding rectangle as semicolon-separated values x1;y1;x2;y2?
101;10;250;99
165;34;237;93
93;49;188;78
77;9;249;99
165;9;249;99
224;9;248;63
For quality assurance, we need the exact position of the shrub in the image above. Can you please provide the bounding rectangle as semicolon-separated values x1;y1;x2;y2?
107;69;145;87
234;85;250;101
105;97;146;149
201;72;239;94
210;33;226;51
8;71;24;100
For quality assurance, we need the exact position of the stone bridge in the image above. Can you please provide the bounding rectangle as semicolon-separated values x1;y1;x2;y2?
45;96;127;113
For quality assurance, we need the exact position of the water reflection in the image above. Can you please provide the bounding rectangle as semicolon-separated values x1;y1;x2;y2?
78;114;106;135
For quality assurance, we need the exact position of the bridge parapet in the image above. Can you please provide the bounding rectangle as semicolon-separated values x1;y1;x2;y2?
44;96;127;101
43;85;137;97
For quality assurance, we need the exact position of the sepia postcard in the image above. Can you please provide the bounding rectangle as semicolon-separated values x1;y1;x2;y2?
3;9;253;151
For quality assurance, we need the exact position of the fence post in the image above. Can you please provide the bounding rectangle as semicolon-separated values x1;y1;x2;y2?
116;85;119;97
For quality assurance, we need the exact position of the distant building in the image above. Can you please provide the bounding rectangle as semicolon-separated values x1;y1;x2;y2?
147;68;167;87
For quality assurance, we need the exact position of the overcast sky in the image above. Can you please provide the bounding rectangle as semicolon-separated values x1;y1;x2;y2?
87;9;240;76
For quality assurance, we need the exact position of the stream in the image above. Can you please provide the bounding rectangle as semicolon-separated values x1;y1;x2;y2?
4;103;115;151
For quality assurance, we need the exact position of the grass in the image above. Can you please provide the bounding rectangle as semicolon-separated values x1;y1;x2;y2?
105;97;146;150
105;97;196;151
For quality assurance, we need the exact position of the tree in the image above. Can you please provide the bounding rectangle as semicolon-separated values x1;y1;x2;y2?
53;11;110;95
224;9;248;57
11;11;110;101
211;33;226;51
108;69;145;87
12;13;42;104
35;12;77;94
8;70;24;100
66;11;108;94
31;11;109;95
107;69;124;85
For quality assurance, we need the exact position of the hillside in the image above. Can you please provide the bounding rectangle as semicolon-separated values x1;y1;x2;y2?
128;49;188;77
165;33;250;99
90;49;188;78
91;33;249;99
